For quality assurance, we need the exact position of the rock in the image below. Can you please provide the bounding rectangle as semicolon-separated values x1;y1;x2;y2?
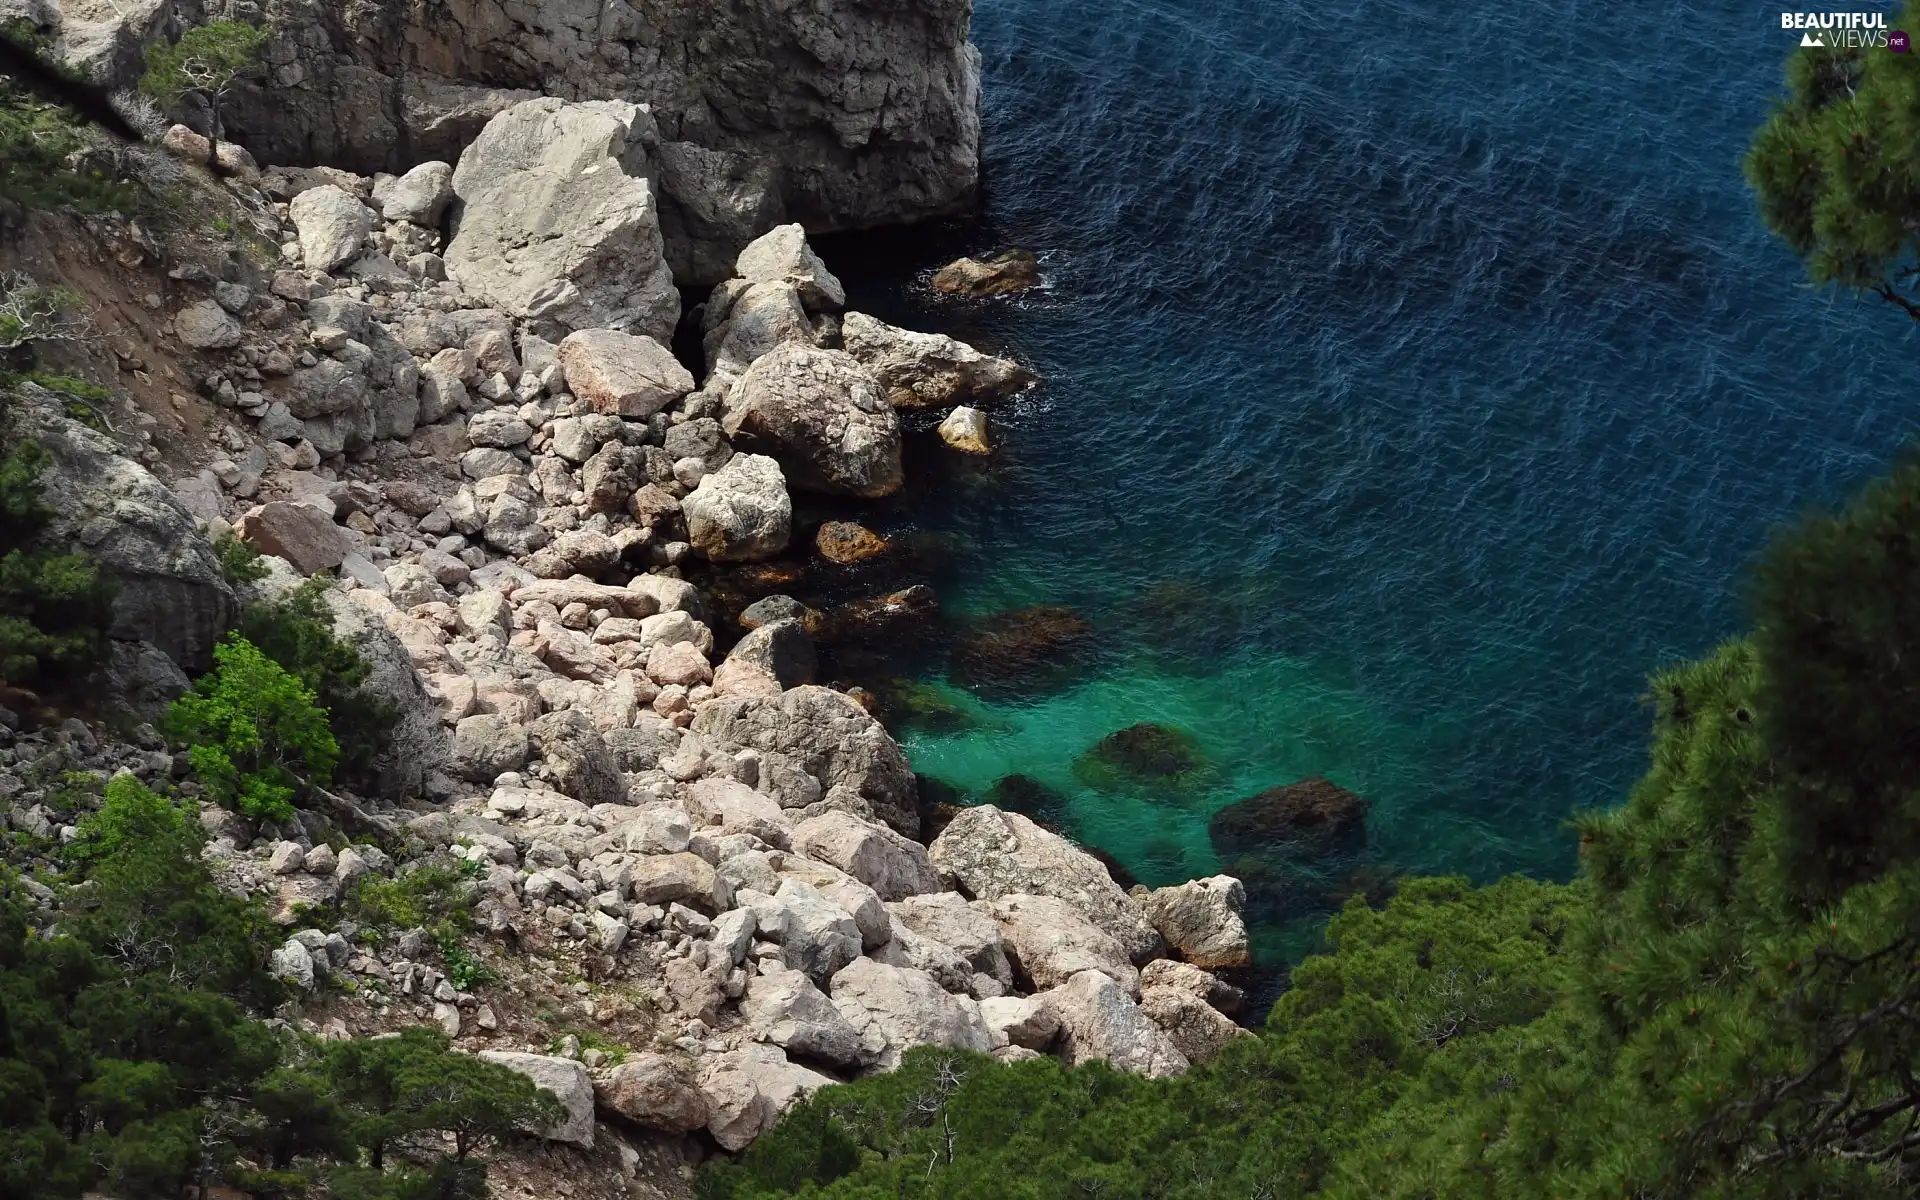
682;454;791;563
930;806;1161;963
446;98;678;341
654;140;786;286
383;562;448;608
723;344;902;498
631;853;724;910
742;963;875;1069
739;594;817;632
174;300;242;350
234;501;345;576
596;1053;710;1133
705;281;817;376
270;939;316;990
725;619;815;690
373;160;455;226
1140;876;1251;969
1139;983;1252;1065
476;1052;595;1147
734;223;845;311
616;805;693;855
685;778;792;847
888;892;1013;989
814;521;887;564
698;1043;835;1152
869;918;973;994
551;414;625;464
691;686;919;837
528;529;622;580
931;250;1041;297
1210;777;1370;855
1073;723;1216;802
8;388;237;671
746;879;862;986
101;640;192;720
1139;958;1246;1015
987;893;1140;995
270;837;303;875
1037;970;1189;1079
647;641;713;688
978;995;1059;1050
466;408;533;448
841;312;1030;409
937;406;991;455
793;811;939;902
289;185;377;271
528;709;625;805
949;606;1094;695
558;329;696;418
828;957;993;1071
578;444;639;514
449;714;530;781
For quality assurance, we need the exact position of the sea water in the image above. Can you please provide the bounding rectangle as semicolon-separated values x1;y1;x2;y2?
815;0;1920;968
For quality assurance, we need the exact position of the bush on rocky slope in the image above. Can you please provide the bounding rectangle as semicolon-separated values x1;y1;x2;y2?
166;633;339;824
0;774;562;1200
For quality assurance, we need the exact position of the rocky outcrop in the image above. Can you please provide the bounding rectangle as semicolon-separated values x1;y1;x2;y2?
932;249;1042;296
595;1053;710;1134
446;99;679;342
841;312;1031;409
1140;877;1251;969
937;407;991;455
828;956;994;1071
1038;970;1189;1080
681;454;791;563
722;344;902;498
476;1051;597;1147
8;385;235;673
930;806;1162;963
692;686;919;837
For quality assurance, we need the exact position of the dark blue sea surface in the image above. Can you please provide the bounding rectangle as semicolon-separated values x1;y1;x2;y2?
817;0;1920;963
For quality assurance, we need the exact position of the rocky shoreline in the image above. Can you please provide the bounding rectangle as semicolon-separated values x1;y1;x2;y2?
0;38;1253;1186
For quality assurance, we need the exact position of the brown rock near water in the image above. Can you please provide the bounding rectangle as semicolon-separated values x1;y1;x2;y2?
1074;723;1214;802
931;249;1042;297
1208;777;1371;858
815;520;889;564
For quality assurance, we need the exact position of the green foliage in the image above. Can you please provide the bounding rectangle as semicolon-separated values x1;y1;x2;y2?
213;529;271;584
2;774;559;1199
347;859;480;932
236;576;398;782
0;429;117;686
0;23;140;211
138;21;267;144
1745;2;1920;315
165;634;339;824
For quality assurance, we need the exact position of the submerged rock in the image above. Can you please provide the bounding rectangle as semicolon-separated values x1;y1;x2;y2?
1209;776;1371;857
948;605;1095;695
985;775;1071;826
1072;723;1217;803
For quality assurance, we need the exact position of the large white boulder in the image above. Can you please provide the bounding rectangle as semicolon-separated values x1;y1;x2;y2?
930;806;1162;963
828;957;994;1071
446;98;679;341
476;1051;596;1147
1035;970;1189;1080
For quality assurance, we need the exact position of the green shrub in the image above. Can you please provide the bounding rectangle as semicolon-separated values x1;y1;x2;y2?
0;22;142;212
138;22;267;151
165;634;338;824
346;859;480;932
224;561;396;782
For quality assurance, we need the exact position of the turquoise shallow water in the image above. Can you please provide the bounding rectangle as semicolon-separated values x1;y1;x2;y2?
814;0;1920;970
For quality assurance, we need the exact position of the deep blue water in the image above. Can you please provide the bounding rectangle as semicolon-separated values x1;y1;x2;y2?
818;0;1920;963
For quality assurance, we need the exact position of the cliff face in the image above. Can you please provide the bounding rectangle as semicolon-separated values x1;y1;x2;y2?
21;0;981;241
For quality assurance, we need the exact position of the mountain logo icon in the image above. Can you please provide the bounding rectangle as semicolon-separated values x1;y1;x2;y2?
1801;30;1826;46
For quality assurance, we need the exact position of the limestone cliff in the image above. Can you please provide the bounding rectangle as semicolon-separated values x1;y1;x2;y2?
11;0;980;278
